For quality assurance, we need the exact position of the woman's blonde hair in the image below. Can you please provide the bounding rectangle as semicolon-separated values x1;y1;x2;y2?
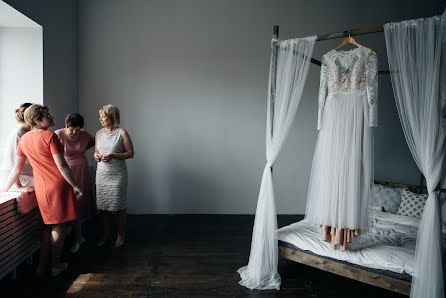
99;104;120;129
15;103;33;123
24;104;49;127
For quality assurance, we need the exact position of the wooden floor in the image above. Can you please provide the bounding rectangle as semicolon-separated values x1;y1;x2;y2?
1;215;406;297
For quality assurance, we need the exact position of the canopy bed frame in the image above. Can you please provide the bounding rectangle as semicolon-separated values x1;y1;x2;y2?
239;14;445;297
271;23;445;296
273;24;390;74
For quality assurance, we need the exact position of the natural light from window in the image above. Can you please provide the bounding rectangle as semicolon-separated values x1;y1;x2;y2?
0;1;43;158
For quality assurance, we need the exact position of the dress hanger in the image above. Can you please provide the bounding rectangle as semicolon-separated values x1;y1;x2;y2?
333;30;376;55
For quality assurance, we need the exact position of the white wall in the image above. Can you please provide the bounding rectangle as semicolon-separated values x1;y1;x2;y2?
0;27;43;148
75;0;444;214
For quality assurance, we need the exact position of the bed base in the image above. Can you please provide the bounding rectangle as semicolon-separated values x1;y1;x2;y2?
278;180;446;295
279;245;411;296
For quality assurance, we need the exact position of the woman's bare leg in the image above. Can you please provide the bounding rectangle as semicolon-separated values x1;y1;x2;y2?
73;220;83;243
115;209;126;246
69;219;85;253
98;211;111;244
36;226;50;275
51;223;65;265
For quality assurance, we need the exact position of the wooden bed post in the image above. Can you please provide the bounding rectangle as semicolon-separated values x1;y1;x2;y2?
269;25;279;175
273;25;279;39
270;25;279;138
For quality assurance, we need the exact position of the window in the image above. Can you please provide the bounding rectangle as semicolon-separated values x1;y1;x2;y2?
0;1;43;157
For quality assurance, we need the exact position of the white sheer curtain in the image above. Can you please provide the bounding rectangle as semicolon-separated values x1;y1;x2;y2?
384;12;446;298
238;36;316;290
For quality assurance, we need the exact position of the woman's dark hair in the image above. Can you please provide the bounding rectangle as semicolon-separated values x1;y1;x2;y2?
65;113;85;128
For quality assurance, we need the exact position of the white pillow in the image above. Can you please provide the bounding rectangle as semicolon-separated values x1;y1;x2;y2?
371;205;384;212
370;184;403;214
397;189;428;217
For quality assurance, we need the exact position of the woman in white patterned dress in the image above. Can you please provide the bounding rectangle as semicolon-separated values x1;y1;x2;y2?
0;103;34;188
94;105;134;248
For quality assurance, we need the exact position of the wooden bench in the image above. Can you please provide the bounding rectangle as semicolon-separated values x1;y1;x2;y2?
0;191;40;280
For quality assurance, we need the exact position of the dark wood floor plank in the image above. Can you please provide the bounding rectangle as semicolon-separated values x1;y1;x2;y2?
0;215;406;297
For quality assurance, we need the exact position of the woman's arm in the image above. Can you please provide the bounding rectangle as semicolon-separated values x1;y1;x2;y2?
101;129;134;162
93;130;102;161
14;179;23;189
87;135;95;151
52;153;82;199
0;156;26;192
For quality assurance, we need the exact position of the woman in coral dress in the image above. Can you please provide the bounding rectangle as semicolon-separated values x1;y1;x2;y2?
55;113;95;253
0;104;81;277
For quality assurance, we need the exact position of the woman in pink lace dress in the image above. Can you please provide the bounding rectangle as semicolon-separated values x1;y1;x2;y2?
55;113;95;253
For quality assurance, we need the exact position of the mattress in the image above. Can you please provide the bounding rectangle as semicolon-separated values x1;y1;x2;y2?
277;210;440;276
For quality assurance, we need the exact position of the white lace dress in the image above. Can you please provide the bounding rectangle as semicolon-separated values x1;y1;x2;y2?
95;128;128;211
305;47;378;250
0;127;33;187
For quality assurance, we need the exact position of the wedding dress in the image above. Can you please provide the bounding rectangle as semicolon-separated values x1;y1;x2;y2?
305;46;378;250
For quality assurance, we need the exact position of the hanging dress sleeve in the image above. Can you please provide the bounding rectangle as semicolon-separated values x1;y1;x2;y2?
366;53;378;127
317;55;328;130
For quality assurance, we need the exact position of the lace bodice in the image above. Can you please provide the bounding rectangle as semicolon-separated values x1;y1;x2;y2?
317;46;378;129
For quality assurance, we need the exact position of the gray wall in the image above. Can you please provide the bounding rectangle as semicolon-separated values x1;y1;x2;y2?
4;0;77;129
77;0;444;214
8;0;443;214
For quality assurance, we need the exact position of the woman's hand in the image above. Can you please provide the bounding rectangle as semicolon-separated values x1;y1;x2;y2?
19;186;34;193
53;153;83;197
94;152;102;162
73;186;83;200
101;153;114;162
2;156;26;193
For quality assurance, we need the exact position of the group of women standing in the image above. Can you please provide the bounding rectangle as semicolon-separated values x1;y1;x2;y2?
0;103;134;277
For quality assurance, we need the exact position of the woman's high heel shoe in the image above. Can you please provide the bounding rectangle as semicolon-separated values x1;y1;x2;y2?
96;238;107;247
70;237;85;253
50;262;68;277
114;241;125;248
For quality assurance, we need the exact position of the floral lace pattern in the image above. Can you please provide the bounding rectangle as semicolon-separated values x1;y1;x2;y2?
317;46;378;129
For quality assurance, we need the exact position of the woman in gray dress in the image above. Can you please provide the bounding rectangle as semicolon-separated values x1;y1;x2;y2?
94;105;134;248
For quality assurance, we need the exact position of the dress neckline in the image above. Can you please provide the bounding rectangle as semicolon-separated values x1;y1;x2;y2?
103;128;120;135
330;47;362;54
63;129;82;141
329;46;373;57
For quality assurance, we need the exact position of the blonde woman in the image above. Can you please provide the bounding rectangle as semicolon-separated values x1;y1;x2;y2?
0;103;34;188
0;104;81;276
94;105;134;248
